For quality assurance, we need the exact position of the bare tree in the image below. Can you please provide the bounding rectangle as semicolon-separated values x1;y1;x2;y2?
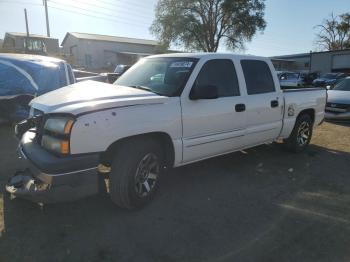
315;13;350;51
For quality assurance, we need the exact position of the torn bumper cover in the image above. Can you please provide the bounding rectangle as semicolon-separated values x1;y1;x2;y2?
6;131;100;203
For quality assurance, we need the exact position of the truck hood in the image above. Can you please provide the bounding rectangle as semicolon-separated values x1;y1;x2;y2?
327;90;350;104
30;80;168;115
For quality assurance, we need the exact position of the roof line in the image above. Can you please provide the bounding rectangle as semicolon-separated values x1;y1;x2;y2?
61;32;158;46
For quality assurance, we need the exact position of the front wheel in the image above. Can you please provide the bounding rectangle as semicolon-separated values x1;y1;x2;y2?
284;114;313;153
109;138;163;209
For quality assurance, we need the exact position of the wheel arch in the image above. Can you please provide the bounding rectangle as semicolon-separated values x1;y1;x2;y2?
297;108;315;123
100;132;175;169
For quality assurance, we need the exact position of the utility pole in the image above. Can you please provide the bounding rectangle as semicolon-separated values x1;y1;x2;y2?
43;0;50;37
24;8;30;52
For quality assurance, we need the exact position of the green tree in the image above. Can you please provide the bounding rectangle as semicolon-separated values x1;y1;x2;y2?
315;13;350;51
150;0;266;52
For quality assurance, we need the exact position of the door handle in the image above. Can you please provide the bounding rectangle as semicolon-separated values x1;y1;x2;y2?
271;100;279;108
235;104;246;112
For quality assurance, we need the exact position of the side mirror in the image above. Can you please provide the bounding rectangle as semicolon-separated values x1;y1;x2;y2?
190;84;219;100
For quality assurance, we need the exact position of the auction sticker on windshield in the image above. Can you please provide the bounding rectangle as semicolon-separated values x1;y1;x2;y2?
170;61;193;68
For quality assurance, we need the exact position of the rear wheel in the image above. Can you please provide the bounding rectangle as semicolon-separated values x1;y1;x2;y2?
284;114;313;153
109;138;163;209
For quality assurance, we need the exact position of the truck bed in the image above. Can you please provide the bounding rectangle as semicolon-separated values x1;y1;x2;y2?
279;87;327;139
282;87;325;92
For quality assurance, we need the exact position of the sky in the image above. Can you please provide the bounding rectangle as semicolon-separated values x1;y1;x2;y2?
0;0;349;57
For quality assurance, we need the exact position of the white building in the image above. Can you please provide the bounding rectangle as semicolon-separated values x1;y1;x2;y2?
61;32;160;70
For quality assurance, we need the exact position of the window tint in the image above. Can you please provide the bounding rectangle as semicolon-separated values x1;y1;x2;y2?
241;60;275;95
195;59;240;97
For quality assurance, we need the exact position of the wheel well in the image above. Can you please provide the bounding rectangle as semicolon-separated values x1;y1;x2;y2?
297;109;315;123
100;132;175;169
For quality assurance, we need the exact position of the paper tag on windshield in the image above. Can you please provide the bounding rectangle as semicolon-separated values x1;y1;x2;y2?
170;61;193;68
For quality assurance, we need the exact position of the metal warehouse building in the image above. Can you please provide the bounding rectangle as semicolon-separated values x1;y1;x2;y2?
271;49;350;75
61;32;160;70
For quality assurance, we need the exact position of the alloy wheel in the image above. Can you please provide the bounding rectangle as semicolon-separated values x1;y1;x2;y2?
134;153;160;197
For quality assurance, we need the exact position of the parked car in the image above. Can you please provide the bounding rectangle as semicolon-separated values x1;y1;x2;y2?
302;72;320;86
325;77;350;120
107;64;131;83
279;72;305;88
312;72;347;88
0;54;107;122
7;53;326;208
0;53;76;122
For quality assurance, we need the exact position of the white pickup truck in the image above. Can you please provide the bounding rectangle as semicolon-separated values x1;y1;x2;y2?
7;53;326;209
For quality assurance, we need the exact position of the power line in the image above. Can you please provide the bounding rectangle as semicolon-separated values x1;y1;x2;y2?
94;0;152;10
0;0;42;6
49;0;153;25
0;0;155;31
70;0;154;20
48;4;151;29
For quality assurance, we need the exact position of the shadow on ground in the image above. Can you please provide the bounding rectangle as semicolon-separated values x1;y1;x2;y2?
1;125;350;262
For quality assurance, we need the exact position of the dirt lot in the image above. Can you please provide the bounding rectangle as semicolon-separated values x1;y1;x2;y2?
0;122;349;262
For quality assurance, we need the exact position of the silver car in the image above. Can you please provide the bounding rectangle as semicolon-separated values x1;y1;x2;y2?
325;77;350;120
279;72;304;88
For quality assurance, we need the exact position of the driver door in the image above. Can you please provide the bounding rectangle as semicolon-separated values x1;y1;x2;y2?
181;59;247;163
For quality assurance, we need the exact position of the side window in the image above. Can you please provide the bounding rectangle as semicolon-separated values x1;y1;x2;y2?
195;59;240;97
241;60;275;95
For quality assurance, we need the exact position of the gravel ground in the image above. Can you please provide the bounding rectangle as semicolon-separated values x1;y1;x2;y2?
0;121;349;262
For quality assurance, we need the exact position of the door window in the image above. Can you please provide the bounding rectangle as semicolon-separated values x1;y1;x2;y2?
241;60;275;95
194;59;240;97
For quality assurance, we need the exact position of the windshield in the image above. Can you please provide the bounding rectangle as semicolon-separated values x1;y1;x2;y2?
333;78;350;91
115;57;198;96
114;65;126;74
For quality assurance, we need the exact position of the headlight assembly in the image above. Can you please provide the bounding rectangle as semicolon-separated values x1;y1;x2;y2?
44;117;74;135
41;116;75;155
41;135;70;154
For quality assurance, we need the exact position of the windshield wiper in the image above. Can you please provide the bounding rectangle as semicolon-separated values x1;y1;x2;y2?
128;85;162;95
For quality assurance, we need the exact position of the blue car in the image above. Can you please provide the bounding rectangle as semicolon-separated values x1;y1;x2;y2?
312;72;347;88
0;53;75;122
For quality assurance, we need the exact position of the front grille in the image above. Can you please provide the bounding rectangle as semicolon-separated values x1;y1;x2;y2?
326;103;350;110
326;103;350;114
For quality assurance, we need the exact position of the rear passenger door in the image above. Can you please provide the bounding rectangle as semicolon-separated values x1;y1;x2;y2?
240;59;283;146
181;59;247;163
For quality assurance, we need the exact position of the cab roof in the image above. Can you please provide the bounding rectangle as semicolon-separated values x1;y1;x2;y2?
147;52;267;60
0;53;65;65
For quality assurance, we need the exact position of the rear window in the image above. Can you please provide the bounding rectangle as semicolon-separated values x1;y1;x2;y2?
241;60;275;95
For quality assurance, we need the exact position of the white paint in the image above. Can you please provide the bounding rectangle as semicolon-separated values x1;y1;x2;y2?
29;53;326;167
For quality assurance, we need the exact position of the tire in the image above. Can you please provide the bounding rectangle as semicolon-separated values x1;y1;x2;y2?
284;114;313;153
109;138;163;209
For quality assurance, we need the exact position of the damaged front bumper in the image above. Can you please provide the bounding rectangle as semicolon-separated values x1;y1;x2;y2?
6;131;100;204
